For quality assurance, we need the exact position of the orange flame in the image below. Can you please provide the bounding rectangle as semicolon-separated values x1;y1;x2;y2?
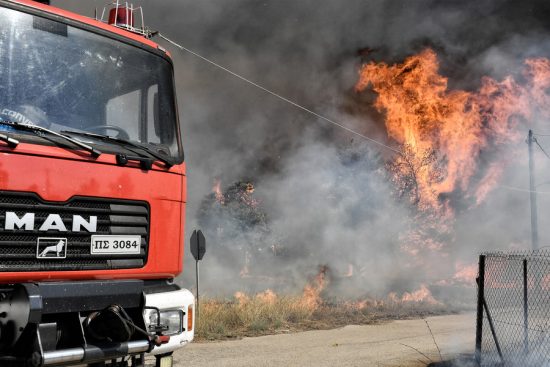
233;289;277;306
234;291;249;305
300;265;329;310
342;299;369;311
400;284;442;305
452;263;478;285
213;179;225;204
256;289;277;304
355;48;550;213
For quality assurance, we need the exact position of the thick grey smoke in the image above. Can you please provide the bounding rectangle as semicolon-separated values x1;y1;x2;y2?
54;0;550;302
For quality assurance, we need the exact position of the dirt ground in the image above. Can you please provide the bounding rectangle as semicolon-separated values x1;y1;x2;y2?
172;313;475;367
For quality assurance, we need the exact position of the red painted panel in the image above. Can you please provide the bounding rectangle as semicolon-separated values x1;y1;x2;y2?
0;146;187;283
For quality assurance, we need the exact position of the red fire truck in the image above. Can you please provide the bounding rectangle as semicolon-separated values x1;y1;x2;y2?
0;0;194;366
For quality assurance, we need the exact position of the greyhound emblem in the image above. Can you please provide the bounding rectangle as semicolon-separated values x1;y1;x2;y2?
37;238;67;258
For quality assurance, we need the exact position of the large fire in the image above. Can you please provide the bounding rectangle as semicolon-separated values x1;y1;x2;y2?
203;49;550;308
355;48;550;213
353;48;550;277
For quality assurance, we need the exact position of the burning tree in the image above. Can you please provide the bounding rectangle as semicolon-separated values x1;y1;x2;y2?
198;180;272;277
354;48;548;214
386;144;451;261
198;180;268;233
386;144;444;210
353;47;550;284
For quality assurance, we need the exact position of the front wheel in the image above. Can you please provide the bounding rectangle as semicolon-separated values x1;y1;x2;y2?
87;361;129;367
155;352;174;367
87;354;143;367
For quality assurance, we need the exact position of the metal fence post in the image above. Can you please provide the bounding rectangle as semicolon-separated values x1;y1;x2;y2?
523;259;529;355
476;254;486;365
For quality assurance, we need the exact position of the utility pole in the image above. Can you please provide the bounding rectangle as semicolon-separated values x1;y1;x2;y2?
528;129;539;251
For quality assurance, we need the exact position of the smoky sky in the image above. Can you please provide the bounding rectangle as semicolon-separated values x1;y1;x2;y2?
52;0;550;299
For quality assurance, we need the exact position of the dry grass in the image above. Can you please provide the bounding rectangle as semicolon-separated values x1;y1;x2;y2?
196;291;315;340
195;291;453;341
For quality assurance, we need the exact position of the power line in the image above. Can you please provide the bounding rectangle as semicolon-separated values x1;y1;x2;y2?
498;185;550;195
157;33;402;155
535;139;550;160
158;35;550;197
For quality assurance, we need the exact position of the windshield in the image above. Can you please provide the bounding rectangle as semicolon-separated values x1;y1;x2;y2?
0;6;182;161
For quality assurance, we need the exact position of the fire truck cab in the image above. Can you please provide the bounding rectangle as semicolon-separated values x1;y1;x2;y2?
0;1;194;366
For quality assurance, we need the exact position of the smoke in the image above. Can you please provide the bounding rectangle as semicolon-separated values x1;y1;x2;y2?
53;0;550;301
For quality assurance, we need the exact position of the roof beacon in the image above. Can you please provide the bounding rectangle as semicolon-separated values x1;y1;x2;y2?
100;1;152;38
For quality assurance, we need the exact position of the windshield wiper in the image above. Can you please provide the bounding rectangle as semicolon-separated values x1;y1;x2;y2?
0;121;101;157
0;131;19;148
61;130;173;168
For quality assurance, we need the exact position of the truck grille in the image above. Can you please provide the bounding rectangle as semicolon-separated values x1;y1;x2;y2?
0;191;150;271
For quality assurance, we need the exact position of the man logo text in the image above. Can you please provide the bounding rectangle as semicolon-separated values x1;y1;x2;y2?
4;212;97;232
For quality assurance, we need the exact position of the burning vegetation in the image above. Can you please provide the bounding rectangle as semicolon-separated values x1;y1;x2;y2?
354;48;550;281
199;180;266;232
197;266;449;340
196;47;550;316
355;48;550;215
197;179;283;280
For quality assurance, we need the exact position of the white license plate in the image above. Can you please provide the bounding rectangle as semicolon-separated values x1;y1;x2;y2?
90;235;141;255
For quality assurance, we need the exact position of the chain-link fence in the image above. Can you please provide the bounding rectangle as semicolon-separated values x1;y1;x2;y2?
476;250;550;366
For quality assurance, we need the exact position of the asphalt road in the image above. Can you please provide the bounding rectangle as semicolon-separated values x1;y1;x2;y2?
173;313;475;367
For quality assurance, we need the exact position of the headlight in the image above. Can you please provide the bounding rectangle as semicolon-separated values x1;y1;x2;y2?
147;310;183;335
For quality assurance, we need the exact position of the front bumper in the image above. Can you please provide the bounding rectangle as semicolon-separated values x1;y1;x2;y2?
0;280;194;366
